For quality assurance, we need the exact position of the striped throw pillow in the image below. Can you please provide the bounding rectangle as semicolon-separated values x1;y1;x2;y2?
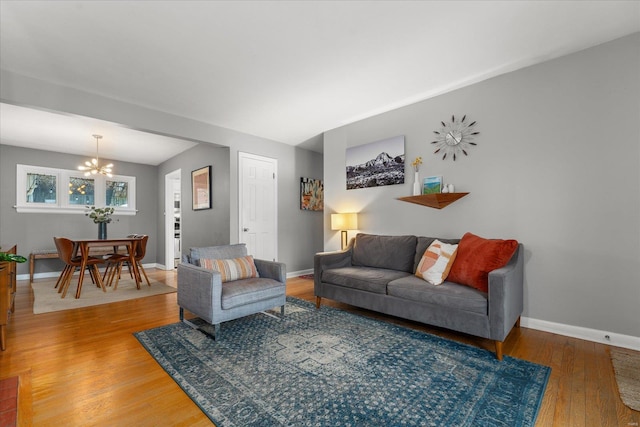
200;256;260;282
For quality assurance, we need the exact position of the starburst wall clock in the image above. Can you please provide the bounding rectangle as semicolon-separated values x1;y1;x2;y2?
431;115;479;161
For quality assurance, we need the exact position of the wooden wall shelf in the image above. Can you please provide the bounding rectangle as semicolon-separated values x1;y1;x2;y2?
397;192;469;209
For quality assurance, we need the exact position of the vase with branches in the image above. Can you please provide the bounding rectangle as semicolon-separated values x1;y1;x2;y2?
86;206;114;239
411;157;423;195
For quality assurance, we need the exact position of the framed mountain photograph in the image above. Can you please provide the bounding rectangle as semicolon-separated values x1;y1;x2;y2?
345;135;405;190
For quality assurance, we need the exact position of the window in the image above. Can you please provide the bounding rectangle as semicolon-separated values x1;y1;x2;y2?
16;164;136;215
68;176;95;206
107;179;129;207
26;172;57;204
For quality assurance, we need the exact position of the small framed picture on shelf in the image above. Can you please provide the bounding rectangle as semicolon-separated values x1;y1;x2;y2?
423;176;443;194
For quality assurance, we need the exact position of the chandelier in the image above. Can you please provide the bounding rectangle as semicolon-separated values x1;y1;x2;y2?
78;134;113;177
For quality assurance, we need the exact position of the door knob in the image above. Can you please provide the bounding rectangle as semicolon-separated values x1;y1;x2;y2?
243;228;249;232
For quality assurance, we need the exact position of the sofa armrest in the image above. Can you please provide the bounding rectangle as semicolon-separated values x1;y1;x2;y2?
314;245;354;294
177;263;222;324
488;244;524;341
254;259;286;284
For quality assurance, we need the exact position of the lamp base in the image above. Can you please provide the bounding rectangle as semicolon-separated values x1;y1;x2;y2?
341;230;348;250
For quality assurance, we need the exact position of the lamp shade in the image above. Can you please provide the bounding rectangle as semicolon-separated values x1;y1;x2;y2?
331;213;358;230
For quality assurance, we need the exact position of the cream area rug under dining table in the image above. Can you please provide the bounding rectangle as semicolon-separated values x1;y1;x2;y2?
31;277;176;314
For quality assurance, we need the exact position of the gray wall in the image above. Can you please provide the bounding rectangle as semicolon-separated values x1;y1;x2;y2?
323;33;640;338
0;144;158;276
1;69;324;275
157;143;231;264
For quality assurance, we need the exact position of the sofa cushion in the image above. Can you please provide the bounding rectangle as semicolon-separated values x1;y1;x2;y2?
322;266;410;294
190;244;247;266
352;233;417;273
415;240;458;285
387;275;487;314
221;277;284;309
201;256;259;282
447;232;518;292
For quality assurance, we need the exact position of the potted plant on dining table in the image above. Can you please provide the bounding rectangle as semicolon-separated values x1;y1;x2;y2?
85;206;115;240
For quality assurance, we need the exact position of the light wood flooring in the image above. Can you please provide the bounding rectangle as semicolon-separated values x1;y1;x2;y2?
1;269;638;426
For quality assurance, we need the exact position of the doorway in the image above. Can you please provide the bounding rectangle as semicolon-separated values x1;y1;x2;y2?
164;169;181;270
238;152;277;261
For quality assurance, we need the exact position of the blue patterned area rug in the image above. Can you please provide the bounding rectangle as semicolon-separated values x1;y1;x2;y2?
134;297;550;427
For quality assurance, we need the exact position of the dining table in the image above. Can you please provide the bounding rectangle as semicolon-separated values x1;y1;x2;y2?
71;236;143;299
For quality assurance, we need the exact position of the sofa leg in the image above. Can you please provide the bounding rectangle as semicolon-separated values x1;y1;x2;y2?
315;296;321;309
179;307;184;321
515;316;521;328
280;305;285;316
495;341;503;361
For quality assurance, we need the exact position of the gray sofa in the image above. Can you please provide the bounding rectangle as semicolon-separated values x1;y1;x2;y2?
314;233;523;360
177;244;286;338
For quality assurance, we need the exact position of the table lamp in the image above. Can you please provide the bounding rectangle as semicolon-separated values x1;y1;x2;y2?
331;213;358;250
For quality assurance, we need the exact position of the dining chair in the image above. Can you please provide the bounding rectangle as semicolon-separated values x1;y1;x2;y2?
102;251;128;288
103;235;150;289
133;235;151;286
53;237;106;298
52;237;91;290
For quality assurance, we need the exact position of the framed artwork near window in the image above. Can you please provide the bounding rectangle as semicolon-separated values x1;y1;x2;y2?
192;166;211;210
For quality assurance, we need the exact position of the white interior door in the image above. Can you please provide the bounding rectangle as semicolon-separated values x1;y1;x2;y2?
164;169;181;270
238;152;277;261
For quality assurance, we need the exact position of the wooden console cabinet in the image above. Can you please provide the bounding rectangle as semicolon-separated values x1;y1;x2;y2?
1;243;17;351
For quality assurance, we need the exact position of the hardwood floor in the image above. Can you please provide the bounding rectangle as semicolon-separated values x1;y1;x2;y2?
1;270;637;426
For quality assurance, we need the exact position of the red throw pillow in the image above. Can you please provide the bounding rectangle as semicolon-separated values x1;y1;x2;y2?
447;232;518;292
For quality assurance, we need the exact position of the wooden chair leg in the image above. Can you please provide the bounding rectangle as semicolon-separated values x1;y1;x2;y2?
93;265;106;293
113;263;124;290
88;268;99;287
104;263;117;287
55;265;70;290
102;263;111;285
137;262;151;286
60;267;77;298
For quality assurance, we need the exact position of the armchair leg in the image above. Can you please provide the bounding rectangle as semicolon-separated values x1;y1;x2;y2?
181;315;220;341
179;307;184;321
280;305;285;316
315;296;321;309
495;341;503;361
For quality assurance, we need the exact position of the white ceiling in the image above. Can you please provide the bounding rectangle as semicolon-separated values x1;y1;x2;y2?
0;103;199;165
1;1;639;162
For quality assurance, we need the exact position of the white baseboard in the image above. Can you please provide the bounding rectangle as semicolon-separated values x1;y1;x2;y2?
287;268;313;278
522;316;640;351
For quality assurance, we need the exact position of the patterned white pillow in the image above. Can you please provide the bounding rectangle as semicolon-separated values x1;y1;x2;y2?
415;240;458;285
200;256;259;282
